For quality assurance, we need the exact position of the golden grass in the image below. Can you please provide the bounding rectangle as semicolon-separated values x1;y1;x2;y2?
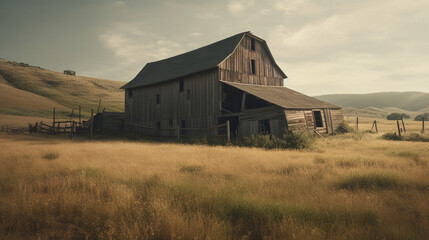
0;119;428;239
0;59;124;117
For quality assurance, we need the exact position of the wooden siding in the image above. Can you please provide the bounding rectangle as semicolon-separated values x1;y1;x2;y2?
125;69;220;135
219;35;284;86
284;109;343;133
238;105;287;137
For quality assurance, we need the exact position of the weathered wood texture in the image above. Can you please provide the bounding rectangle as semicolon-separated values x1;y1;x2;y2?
218;35;284;86
284;109;343;133
125;69;220;136
238;105;287;137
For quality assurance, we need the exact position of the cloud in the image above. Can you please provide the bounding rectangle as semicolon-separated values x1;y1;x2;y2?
228;0;254;15
99;23;184;66
189;32;202;37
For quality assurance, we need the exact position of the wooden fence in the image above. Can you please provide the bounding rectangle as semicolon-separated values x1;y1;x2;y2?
0;125;28;133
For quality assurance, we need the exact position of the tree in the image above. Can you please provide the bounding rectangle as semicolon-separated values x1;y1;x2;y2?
414;113;429;121
386;113;410;120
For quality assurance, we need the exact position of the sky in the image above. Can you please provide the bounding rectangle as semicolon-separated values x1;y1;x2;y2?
1;0;428;95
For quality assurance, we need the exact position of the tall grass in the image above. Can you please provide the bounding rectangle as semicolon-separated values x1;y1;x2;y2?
0;131;428;239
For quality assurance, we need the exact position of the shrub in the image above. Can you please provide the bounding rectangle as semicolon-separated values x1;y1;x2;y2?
382;132;401;141
41;151;59;160
336;173;400;190
241;131;314;150
180;165;204;174
386;113;410;120
414;113;429;121
337;122;355;133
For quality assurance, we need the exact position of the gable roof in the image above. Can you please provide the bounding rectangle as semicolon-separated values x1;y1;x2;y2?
121;31;286;89
223;81;341;109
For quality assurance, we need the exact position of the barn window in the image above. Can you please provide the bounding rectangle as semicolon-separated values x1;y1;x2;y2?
128;89;133;98
156;94;160;104
313;111;324;127
251;38;255;51
179;79;184;92
186;89;191;100
251;59;256;74
258;119;271;134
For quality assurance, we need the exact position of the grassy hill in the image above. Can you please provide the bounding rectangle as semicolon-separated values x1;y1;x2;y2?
0;59;124;119
315;92;429;112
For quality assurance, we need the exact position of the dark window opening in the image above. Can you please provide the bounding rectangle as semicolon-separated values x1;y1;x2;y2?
313;111;324;127
169;120;173;127
181;120;186;134
128;89;133;98
179;79;184;92
251;59;256;74
251;38;255;51
186;89;191;100
156;94;160;104
258;119;271;134
156;121;161;130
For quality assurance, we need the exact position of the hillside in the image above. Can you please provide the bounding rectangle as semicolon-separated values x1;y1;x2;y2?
314;92;429;112
0;59;124;118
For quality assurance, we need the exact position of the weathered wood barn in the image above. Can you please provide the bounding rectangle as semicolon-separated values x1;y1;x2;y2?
121;31;342;137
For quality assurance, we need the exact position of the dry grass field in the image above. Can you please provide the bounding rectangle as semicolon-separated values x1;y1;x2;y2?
0;119;428;239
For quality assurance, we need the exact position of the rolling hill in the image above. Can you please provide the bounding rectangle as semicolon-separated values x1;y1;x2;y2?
0;59;124;119
314;92;429;112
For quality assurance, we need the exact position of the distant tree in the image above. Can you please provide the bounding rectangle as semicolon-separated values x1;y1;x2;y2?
414;113;429;121
386;113;410;120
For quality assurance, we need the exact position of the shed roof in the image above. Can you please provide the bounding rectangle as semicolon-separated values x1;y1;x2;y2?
223;81;341;109
121;31;286;89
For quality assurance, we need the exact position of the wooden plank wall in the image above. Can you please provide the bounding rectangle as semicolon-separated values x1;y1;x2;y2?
124;69;220;136
238;105;287;137
330;109;344;132
218;35;284;86
284;108;343;133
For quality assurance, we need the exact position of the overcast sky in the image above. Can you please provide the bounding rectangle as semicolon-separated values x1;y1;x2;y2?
1;0;428;95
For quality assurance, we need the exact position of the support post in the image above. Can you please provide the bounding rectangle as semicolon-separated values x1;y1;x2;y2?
241;92;246;112
356;117;359;131
52;107;56;134
90;109;94;138
401;116;406;133
78;106;81;124
226;120;231;144
422;117;425;133
177;124;180;140
397;120;402;139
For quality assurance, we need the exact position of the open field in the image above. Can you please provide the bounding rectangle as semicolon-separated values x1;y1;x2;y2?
0;119;428;239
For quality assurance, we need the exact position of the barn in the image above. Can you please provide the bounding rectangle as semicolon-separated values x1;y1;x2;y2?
121;31;342;137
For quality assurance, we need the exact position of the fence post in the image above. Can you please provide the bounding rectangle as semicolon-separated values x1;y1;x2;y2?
375;120;378;133
177;124;180;140
90;109;94;138
396;120;402;139
356;117;359;130
422;117;425;133
78;105;81;124
52;107;56;134
401;116;406;133
226;120;231;144
70;121;74;139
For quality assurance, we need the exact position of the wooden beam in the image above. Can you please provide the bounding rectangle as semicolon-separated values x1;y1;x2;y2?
401;116;406;133
90;109;94;138
423;117;425;133
241;92;246;111
52;107;55;134
226;120;230;144
78;106;81;124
